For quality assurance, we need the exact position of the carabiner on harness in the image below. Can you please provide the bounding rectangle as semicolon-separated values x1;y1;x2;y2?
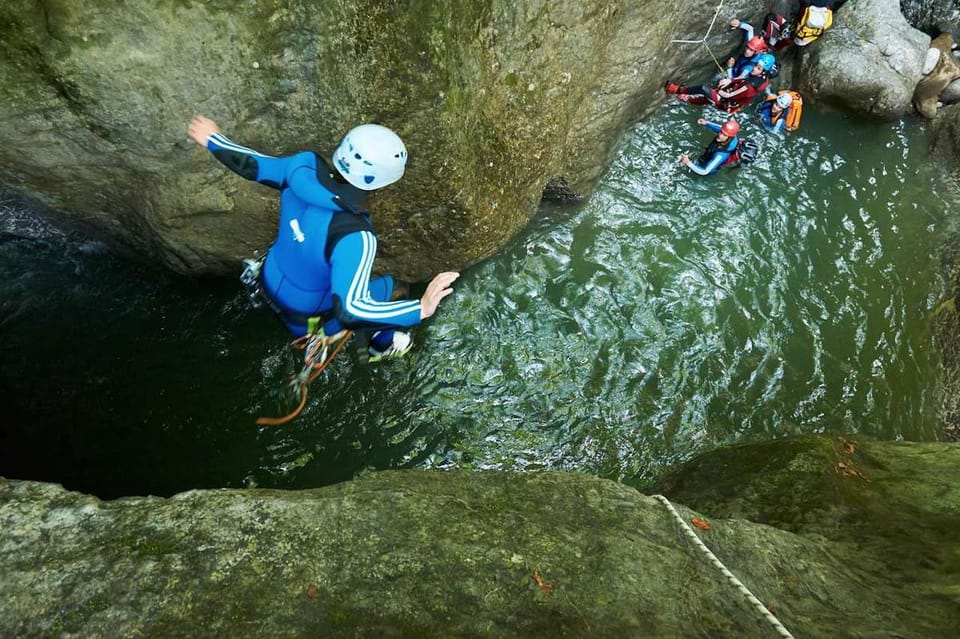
240;257;265;308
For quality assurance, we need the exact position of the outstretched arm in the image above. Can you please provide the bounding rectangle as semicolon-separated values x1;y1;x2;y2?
702;120;723;134
329;231;459;330
188;114;292;189
684;154;725;176
729;19;755;43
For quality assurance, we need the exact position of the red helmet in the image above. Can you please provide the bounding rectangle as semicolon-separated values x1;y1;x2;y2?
720;120;740;137
746;36;766;52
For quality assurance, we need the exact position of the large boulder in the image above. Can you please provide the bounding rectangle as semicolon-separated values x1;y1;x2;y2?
800;0;930;119
2;439;959;638
0;0;762;278
914;33;960;117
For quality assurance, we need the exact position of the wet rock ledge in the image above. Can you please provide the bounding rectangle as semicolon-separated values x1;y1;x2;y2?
2;436;958;638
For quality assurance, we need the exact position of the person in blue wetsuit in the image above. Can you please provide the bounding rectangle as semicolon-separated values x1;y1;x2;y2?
188;115;459;361
726;19;769;79
679;118;740;176
757;92;793;134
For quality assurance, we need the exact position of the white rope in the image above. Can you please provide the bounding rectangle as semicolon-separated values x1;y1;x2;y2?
669;1;728;72
671;0;726;44
654;494;795;639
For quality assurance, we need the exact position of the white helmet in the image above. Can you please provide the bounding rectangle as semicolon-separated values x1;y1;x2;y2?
775;92;793;109
333;124;407;191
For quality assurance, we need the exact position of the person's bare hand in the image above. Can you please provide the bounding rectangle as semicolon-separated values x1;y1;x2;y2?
696;118;707;126
717;78;731;88
188;115;220;147
679;154;690;165
419;271;460;320
729;19;740;29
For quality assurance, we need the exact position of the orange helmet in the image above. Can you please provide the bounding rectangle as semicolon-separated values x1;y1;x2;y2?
720;120;740;137
746;36;766;52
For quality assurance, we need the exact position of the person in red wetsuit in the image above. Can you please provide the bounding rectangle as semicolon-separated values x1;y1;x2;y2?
665;53;776;113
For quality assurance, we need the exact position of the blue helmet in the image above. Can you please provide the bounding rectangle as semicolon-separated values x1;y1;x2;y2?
755;53;776;72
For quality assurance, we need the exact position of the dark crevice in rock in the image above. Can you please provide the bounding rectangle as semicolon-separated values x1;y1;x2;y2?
541;177;583;204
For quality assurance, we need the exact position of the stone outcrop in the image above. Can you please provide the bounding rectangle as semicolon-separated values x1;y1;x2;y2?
0;0;762;278
799;0;930;119
2;438;959;637
914;33;960;117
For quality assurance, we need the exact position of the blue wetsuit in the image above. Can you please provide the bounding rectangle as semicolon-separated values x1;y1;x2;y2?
206;133;421;341
728;21;758;79
757;100;787;134
686;122;739;176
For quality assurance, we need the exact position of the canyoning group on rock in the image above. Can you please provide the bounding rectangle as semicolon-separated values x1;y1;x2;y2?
670;0;841;175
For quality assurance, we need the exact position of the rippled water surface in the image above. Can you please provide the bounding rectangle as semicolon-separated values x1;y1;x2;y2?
1;105;955;498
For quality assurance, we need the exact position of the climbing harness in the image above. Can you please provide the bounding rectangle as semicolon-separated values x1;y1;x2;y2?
255;326;353;426
654;495;795;638
670;1;728;74
240;255;354;426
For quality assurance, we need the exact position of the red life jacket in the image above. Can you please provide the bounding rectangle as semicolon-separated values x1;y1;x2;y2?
718;75;769;113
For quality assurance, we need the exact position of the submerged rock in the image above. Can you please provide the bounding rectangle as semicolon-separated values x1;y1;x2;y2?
1;437;958;637
800;0;930;119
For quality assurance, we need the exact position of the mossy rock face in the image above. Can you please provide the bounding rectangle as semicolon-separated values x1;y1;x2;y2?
654;435;960;635
0;0;762;277
2;442;960;638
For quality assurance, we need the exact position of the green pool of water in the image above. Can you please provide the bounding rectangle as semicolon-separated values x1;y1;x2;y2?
0;103;954;498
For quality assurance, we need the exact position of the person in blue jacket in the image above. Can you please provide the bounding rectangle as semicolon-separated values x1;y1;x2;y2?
188;115;459;361
679;118;741;176
757;92;794;134
726;19;770;80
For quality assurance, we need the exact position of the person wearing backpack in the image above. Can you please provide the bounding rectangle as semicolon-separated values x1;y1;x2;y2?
757;91;803;134
679;118;741;176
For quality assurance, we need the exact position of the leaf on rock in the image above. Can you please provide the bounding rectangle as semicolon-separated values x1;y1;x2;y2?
532;570;554;595
691;517;712;530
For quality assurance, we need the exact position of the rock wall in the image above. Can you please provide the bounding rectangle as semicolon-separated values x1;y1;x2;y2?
2;438;958;637
900;0;960;34
0;0;762;278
